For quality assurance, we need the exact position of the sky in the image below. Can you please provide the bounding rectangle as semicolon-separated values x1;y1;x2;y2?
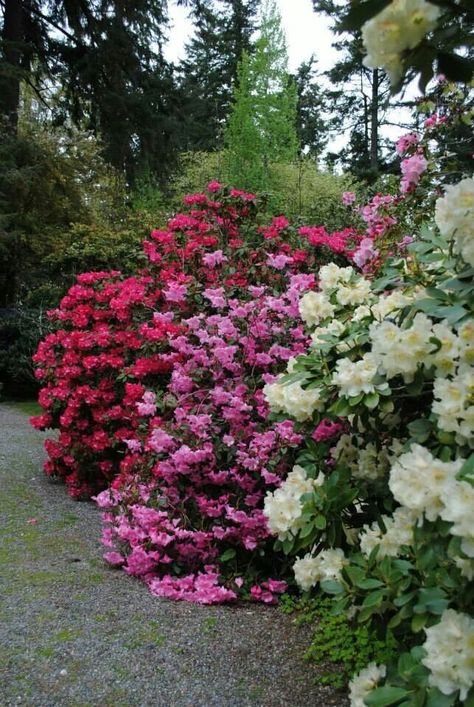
164;0;339;73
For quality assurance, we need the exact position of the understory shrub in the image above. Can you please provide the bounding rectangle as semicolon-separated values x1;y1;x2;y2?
281;595;398;689
0;307;52;397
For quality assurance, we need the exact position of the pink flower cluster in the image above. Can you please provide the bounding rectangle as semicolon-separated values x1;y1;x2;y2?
396;132;419;156
400;153;428;193
96;274;313;602
360;194;398;240
352;238;379;269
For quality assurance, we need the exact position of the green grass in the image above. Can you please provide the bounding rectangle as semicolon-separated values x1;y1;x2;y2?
3;399;42;416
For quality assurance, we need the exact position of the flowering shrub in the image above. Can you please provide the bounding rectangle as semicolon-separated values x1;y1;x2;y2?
32;186;357;498
31;183;363;602
263;168;474;702
96;272;315;603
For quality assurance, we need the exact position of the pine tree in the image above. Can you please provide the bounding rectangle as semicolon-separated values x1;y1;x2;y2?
311;0;397;180
294;56;328;158
224;0;298;192
178;0;259;152
0;1;180;183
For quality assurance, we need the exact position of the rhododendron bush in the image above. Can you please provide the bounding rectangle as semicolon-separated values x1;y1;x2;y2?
262;149;474;703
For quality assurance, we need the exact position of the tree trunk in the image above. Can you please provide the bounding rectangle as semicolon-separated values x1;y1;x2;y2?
0;0;23;133
370;68;379;173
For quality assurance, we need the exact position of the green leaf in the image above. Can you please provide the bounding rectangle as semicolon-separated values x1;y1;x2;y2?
411;613;428;632
414;587;449;615
364;686;411;706
362;589;385;608
320;579;344;595
314;514;327;530
365;392;380;409
408;418;433;443
219;548;236;562
349;393;365;407
355;578;385;590
300;522;316;539
458;453;474;481
341;0;392;32
426;687;458;707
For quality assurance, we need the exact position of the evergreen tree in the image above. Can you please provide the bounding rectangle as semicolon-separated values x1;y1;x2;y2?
0;1;181;183
224;0;298;192
294;56;328;158
178;0;259;152
312;0;398;180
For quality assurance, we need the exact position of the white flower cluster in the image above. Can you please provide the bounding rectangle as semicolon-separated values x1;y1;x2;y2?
435;177;474;268
263;465;323;541
349;662;387;707
370;313;433;381
433;363;474;446
335;278;372;307
422;609;474;700
361;0;441;85
389;444;474;559
370;289;413;322
299;291;335;327
332;352;389;399
318;263;354;291
331;435;393;481
263;379;324;422
293;548;347;591
310;318;346;348
360;506;416;558
389;444;462;521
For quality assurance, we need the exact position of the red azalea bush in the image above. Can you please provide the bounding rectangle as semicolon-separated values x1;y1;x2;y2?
32;184;358;499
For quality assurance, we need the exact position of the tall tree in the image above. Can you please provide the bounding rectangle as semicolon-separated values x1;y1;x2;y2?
224;0;298;191
178;0;259;152
312;0;397;180
293;56;328;158
0;1;181;183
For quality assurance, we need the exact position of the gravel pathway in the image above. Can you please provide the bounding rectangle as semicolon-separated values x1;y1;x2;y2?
0;403;348;707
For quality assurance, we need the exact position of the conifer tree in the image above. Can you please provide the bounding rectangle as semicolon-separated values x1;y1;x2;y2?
0;0;180;183
294;56;328;158
224;0;298;192
178;0;259;152
312;0;395;180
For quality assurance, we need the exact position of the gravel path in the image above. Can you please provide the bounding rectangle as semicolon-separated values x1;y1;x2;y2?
0;403;348;707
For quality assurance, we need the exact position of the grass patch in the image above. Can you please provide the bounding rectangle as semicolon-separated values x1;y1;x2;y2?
3;399;42;416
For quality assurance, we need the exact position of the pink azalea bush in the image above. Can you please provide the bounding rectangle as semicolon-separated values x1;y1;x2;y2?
96;271;315;602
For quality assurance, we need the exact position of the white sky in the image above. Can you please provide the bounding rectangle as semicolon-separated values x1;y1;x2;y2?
164;0;338;72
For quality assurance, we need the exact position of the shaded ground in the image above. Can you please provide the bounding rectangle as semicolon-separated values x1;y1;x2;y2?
0;403;348;707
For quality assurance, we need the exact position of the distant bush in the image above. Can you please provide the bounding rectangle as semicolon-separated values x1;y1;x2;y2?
0;307;52;397
166;151;364;230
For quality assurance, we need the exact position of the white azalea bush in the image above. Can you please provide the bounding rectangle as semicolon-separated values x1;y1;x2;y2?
263;177;474;705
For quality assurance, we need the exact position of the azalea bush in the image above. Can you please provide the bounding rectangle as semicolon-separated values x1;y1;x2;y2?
31;183;357;502
32;183;360;600
263;167;474;701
